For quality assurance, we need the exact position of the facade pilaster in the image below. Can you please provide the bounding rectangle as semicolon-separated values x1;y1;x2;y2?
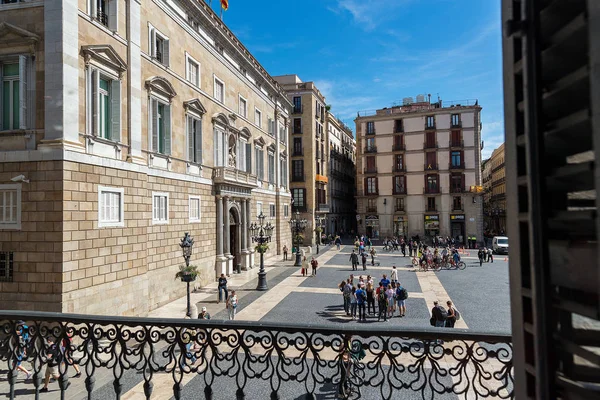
127;0;144;163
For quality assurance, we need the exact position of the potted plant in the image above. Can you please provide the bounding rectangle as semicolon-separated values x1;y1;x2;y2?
294;234;305;243
175;265;200;282
255;243;269;254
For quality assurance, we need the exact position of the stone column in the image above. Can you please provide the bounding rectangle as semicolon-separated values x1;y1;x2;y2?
247;199;254;268
223;196;233;275
215;195;226;277
241;198;250;270
42;0;80;147
240;198;246;252
216;196;223;256
224;196;230;255
127;0;143;163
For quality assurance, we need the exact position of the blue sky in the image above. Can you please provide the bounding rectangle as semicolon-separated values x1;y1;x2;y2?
217;0;504;159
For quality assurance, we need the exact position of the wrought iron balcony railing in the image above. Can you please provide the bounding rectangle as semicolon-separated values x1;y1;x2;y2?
366;206;377;212
450;139;464;148
292;105;303;114
363;167;377;174
364;146;377;153
0;311;514;400
392;143;406;151
450;162;466;169
95;11;108;27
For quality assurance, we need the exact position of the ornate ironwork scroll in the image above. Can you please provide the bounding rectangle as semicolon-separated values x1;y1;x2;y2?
1;311;513;399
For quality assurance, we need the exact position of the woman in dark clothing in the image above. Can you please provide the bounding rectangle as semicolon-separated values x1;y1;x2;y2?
445;301;457;328
366;283;375;315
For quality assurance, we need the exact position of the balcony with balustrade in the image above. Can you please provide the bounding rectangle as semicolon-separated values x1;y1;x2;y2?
0;311;514;400
212;167;257;188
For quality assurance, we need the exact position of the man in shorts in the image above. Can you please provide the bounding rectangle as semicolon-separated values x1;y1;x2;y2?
40;337;70;392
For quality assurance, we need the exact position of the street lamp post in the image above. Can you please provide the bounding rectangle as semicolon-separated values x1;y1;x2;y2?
288;211;308;267
249;212;274;291
179;232;195;317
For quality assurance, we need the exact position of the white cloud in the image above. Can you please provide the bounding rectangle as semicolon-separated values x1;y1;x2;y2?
373;77;381;83
329;0;413;31
481;120;505;159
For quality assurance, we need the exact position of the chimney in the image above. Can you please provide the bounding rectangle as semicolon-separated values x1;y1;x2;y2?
428;93;431;104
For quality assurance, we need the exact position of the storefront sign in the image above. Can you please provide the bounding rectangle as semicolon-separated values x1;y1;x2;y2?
424;214;440;231
450;214;465;221
424;215;439;221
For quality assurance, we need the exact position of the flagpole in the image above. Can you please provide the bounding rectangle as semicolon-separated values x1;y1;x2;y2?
220;7;223;19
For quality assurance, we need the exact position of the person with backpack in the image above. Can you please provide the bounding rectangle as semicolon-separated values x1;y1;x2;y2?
376;283;388;322
335;236;342;250
227;290;238;320
15;322;32;380
445;300;460;328
396;282;408;317
40;336;69;392
342;280;352;316
355;284;366;321
360;252;368;271
430;301;448;328
349;250;359;271
217;274;228;304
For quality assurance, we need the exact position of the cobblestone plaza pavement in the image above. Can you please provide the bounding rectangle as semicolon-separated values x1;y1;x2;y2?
1;245;511;399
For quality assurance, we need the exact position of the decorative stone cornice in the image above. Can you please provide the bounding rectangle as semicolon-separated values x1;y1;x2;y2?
145;76;177;100
183;98;207;116
82;44;127;78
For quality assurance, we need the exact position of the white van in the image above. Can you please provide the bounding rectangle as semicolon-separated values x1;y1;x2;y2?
492;236;509;254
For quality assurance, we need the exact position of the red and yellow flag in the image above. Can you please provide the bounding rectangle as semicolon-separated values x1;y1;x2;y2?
221;0;228;10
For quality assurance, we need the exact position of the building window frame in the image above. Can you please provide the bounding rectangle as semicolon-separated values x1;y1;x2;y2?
269;203;276;218
0;183;21;230
189;195;201;223
148;24;170;66
185;52;200;87
256;201;263;217
0;251;14;283
238;94;247;118
255;108;262;129
366;121;375;135
89;0;118;30
98;186;125;228
213;75;224;103
283;204;289;217
152;192;169;224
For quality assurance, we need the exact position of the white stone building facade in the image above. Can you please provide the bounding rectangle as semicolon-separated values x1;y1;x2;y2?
355;97;484;245
0;0;292;315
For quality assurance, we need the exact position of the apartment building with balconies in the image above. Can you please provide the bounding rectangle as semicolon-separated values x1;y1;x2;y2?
326;112;356;236
484;143;506;234
273;75;327;245
0;0;292;315
355;96;484;245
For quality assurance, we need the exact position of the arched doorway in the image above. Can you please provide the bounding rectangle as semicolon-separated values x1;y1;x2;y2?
229;207;241;269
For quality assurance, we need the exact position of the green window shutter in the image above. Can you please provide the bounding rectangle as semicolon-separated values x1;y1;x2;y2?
0;65;4;129
108;0;118;31
195;119;202;164
92;69;99;136
163;40;170;66
18;55;26;129
164;104;171;155
110;79;121;142
187;116;194;161
245;142;251;173
151;98;158;152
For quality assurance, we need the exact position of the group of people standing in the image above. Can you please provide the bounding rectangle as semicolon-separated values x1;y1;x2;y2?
338;267;409;322
478;247;494;266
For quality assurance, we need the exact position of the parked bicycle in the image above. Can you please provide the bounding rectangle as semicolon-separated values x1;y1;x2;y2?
338;339;366;399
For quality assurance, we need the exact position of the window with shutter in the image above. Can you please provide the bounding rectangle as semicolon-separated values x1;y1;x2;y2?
152;192;169;224
187;115;202;164
245;142;251;172
214;76;224;103
98;186;124;228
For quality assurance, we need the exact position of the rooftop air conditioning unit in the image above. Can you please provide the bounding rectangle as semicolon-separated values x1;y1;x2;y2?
402;97;413;105
416;94;425;103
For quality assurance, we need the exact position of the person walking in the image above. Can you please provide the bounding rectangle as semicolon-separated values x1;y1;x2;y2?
301;256;308;277
342;280;352;316
431;301;448;328
349;250;359;271
376;283;388;322
217;273;228;304
386;283;396;319
487;247;494;263
14;323;32;380
310;257;318;276
356;284;366;321
445;301;457;328
390;265;398;284
401;240;406;257
350;286;358;320
396;282;408;317
283;245;288;261
335;235;342;250
227;290;238;320
370;247;377;266
361;251;368;271
366;282;375;315
40;337;69;392
478;247;485;267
